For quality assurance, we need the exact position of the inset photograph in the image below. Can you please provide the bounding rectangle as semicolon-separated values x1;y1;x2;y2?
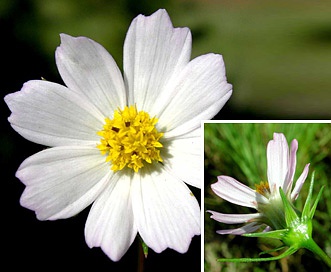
204;122;331;272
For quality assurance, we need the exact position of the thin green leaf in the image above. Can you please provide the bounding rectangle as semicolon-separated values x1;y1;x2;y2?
243;229;288;240
217;246;298;263
259;245;287;256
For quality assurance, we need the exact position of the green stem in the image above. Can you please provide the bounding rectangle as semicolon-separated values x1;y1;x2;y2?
138;240;144;272
305;238;331;268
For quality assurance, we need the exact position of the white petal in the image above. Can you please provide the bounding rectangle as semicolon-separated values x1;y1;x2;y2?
123;9;191;112
163;128;201;188
5;80;104;147
216;222;262;235
267;133;289;194
131;167;200;254
291;163;310;201
208;210;261;224
56;34;126;117
263;226;272;232
157;54;232;138
17;146;110;220
211;176;268;209
85;174;137;262
284;139;298;194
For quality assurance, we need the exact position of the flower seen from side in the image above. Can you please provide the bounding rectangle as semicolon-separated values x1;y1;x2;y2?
208;132;331;267
208;132;310;235
5;9;232;261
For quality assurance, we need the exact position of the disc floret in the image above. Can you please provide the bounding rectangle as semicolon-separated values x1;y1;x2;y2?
97;105;163;172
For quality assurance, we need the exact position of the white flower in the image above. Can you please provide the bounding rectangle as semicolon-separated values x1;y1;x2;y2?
5;9;232;261
209;133;310;235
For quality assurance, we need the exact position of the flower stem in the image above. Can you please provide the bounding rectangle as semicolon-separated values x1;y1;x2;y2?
138;235;148;272
138;240;145;272
305;238;331;268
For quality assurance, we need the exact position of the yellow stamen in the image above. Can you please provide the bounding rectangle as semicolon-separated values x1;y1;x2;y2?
255;181;271;197
97;105;163;172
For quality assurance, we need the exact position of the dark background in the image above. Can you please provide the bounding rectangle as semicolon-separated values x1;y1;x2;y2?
1;1;201;271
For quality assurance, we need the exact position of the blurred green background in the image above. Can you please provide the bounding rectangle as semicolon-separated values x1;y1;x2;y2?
204;123;331;272
1;0;330;119
1;0;330;271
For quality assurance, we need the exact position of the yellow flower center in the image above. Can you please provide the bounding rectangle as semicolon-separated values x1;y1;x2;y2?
255;181;271;197
97;105;164;172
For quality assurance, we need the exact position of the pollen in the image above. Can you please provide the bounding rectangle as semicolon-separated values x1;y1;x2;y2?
97;105;164;172
255;181;271;197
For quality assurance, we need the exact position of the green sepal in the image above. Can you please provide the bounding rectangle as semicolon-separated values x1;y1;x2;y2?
309;185;325;220
300;171;325;220
279;187;299;227
302;171;315;218
139;236;149;258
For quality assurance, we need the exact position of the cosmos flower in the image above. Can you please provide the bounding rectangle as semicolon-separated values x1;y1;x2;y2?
208;133;310;235
5;9;232;261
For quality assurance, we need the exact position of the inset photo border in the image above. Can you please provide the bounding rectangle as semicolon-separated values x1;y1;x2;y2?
203;121;331;272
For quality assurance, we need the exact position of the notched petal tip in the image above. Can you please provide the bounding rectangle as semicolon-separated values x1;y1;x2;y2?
133;9;172;26
58;33;90;45
59;32;71;42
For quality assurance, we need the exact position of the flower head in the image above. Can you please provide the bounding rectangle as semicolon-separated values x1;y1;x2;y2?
208;132;310;234
5;9;232;261
208;132;331;267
